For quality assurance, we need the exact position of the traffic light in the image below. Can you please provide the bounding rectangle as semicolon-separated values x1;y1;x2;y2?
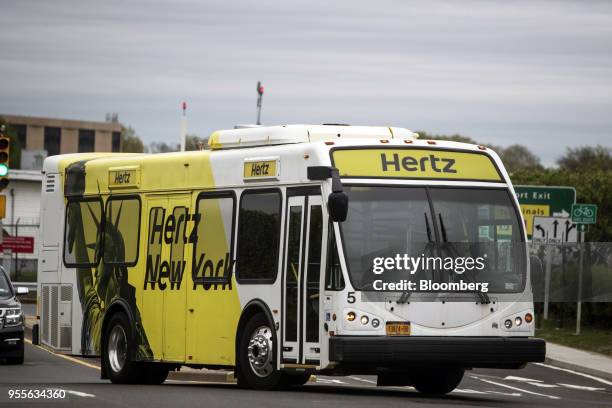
0;125;9;192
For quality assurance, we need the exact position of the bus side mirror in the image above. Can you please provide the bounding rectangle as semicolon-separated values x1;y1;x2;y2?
328;192;348;222
307;166;349;222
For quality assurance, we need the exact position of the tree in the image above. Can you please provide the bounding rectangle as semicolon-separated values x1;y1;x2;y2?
416;131;542;173
147;142;179;153
185;134;208;151
557;146;611;172
146;135;207;153
121;126;145;153
498;144;543;173
415;131;478;145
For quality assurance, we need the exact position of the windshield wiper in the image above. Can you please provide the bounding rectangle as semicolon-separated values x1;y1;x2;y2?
438;213;490;304
424;212;433;243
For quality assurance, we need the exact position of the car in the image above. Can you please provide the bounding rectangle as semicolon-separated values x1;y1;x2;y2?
0;266;28;365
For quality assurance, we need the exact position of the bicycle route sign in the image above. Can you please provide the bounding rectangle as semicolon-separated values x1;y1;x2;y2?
571;203;597;224
514;185;576;239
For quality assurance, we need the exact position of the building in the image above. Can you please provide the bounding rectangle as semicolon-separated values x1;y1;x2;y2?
2;170;42;282
0;114;124;281
1;114;123;169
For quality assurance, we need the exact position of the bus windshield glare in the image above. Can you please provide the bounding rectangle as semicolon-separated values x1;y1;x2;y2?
340;186;526;293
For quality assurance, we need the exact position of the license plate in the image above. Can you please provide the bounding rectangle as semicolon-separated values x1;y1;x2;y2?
386;321;411;336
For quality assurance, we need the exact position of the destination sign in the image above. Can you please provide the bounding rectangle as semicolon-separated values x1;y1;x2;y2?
331;148;503;182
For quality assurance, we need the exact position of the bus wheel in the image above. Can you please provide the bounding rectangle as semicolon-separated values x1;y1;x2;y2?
412;367;464;395
103;313;138;384
138;363;169;385
237;313;281;390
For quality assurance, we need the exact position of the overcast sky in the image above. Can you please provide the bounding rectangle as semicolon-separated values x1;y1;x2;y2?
1;0;611;165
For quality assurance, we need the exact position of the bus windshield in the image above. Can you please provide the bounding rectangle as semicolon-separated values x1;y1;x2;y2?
340;185;526;293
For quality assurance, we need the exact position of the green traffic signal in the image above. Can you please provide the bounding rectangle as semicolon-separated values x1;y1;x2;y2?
0;163;7;177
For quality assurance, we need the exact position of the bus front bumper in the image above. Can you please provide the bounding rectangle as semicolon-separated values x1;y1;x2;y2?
329;336;546;369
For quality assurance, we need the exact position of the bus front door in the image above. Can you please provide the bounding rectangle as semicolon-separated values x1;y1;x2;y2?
282;191;326;366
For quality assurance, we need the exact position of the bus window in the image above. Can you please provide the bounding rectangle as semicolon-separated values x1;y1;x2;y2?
193;193;236;282
236;189;282;283
64;198;103;267
325;225;344;291
284;205;302;342
306;205;322;343
103;196;141;266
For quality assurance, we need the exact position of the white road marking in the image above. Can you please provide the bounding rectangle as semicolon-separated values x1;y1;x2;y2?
348;376;377;385
534;363;612;387
65;390;96;398
557;383;605;392
504;375;543;383
48;388;95;398
452;388;488;395
472;376;560;400
526;382;559;388
486;390;523;397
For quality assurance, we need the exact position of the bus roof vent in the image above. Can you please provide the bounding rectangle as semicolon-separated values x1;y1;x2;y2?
208;124;418;150
45;174;57;192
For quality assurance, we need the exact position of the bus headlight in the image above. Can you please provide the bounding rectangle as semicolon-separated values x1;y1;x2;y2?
524;313;533;324
371;318;380;328
360;315;369;325
504;319;512;329
346;312;356;322
515;317;522;326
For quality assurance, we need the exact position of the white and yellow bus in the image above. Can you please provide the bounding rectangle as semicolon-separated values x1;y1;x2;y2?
36;125;545;394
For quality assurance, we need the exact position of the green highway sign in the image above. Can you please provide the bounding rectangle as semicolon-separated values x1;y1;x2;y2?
514;185;576;238
572;203;597;224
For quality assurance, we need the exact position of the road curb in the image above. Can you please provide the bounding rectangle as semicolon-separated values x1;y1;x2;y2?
169;370;236;383
544;357;612;382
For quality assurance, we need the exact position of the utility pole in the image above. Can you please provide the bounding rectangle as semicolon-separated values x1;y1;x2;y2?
575;229;585;335
180;101;187;152
256;81;264;125
0;125;10;277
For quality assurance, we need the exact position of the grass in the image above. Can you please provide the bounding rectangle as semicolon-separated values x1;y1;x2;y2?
536;317;612;357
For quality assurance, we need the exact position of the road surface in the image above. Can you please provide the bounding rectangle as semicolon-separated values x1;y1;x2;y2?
0;339;610;407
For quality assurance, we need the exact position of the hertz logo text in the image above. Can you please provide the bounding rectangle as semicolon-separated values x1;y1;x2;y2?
380;153;456;174
249;162;271;176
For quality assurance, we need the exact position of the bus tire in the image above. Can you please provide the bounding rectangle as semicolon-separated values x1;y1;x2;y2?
237;313;281;390
103;312;140;384
412;367;464;395
138;364;169;385
279;372;311;387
